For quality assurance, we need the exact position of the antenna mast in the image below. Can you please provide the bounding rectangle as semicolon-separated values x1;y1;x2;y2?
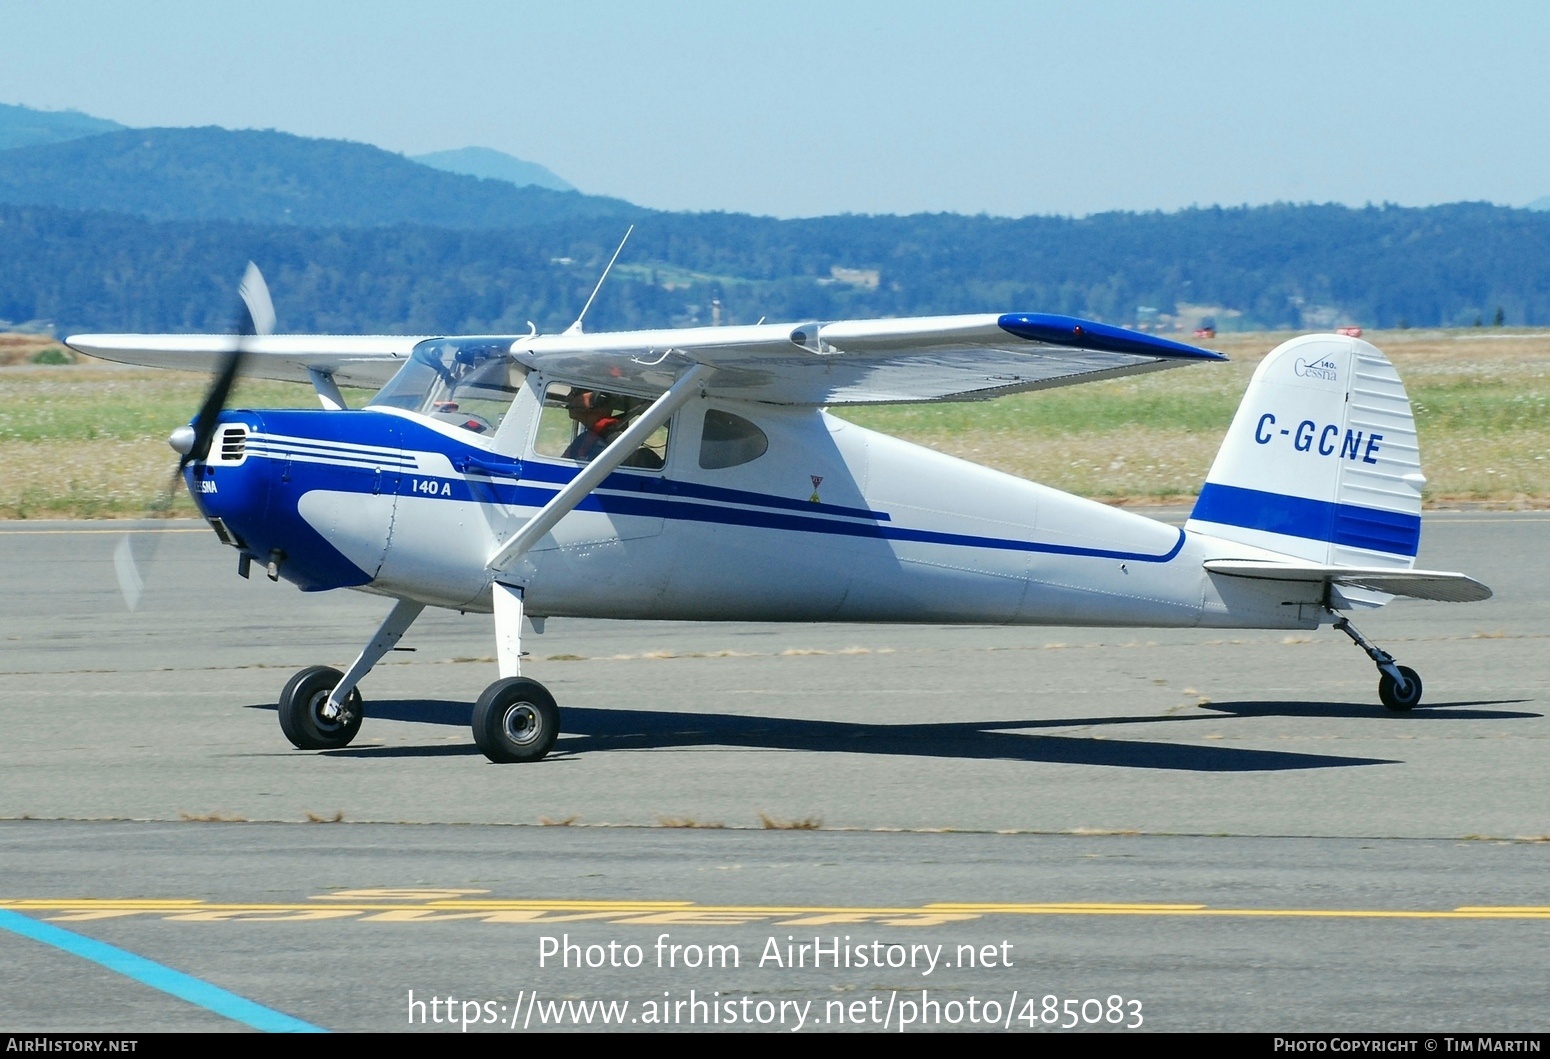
565;225;634;335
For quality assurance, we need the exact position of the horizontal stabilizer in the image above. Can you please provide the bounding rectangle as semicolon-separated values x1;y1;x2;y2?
1203;560;1492;603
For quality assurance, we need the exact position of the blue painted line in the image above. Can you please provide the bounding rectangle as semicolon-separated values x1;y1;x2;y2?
252;441;412;463
512;457;893;522
1190;482;1420;557
248;446;406;471
286;457;1188;563
239;407;1186;562
252;435;402;460
581;489;1190;563
0;908;325;1033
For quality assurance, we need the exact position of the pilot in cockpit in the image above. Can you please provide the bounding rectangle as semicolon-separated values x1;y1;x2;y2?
561;389;666;468
562;390;623;462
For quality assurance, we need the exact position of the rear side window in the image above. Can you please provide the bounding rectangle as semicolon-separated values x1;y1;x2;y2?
699;410;768;469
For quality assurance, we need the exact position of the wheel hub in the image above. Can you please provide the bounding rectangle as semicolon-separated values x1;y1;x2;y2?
502;703;542;745
308;689;349;731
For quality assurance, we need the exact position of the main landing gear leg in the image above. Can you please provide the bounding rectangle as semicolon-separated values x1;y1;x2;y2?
277;598;425;750
1331;614;1423;711
471;582;559;763
471;368;708;763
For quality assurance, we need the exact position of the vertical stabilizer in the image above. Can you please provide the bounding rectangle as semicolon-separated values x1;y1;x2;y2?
1187;334;1423;568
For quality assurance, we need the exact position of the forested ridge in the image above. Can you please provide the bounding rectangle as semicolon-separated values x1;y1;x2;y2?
0;127;641;231
2;124;1549;335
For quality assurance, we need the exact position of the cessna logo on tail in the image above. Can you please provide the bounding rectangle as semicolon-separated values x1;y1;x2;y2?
1293;357;1338;381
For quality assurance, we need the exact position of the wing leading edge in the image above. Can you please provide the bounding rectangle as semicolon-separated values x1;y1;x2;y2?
64;334;424;390
513;312;1224;405
67;312;1222;405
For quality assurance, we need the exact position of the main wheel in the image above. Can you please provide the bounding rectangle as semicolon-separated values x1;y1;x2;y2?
472;677;560;763
278;665;364;749
1378;665;1423;711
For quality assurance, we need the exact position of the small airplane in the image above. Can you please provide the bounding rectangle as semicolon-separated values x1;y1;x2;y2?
67;258;1491;763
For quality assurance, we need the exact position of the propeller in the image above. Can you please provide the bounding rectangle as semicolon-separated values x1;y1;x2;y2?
172;261;274;469
116;262;274;611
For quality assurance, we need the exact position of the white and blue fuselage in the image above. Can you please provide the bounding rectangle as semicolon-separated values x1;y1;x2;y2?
189;394;1322;633
158;328;1481;758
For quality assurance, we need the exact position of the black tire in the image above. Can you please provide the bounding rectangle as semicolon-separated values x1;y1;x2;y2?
278;665;364;749
1379;665;1423;711
472;678;560;763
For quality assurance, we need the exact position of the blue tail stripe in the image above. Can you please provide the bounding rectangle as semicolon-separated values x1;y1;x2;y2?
1191;483;1419;557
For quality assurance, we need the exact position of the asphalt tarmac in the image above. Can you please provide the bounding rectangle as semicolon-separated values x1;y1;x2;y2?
0;511;1545;1032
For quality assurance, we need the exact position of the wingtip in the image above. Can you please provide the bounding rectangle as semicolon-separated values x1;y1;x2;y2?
998;313;1227;360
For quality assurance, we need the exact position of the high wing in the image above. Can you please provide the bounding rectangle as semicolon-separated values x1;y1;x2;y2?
514;312;1223;405
1203;560;1493;604
66;311;1222;405
64;334;424;390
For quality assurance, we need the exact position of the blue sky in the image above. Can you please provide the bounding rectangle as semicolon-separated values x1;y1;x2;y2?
3;1;1547;218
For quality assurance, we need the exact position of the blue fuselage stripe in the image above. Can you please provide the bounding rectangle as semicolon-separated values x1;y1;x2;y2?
398;470;1188;563
0;909;325;1033
505;459;892;522
1191;482;1420;556
249;446;411;470
253;437;402;461
239;412;1185;564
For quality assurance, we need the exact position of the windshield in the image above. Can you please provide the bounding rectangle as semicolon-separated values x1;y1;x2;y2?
368;338;526;435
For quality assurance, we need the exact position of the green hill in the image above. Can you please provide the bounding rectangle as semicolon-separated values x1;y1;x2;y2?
0;102;125;151
410;147;574;191
0;126;641;228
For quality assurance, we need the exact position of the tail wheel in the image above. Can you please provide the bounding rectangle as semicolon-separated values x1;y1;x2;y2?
278;665;364;749
1379;666;1423;711
472;677;560;763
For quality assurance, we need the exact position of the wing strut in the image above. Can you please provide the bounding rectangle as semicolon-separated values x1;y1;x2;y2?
307;368;347;411
486;363;710;575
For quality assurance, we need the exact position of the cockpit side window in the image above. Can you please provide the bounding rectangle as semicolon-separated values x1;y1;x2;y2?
534;383;669;471
367;339;526;436
699;409;768;469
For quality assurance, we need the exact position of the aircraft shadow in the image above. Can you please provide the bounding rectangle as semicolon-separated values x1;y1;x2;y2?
324;743;485;758
1201;699;1537;720
280;699;1405;772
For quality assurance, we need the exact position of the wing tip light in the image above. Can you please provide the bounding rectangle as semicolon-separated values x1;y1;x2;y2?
999;313;1226;361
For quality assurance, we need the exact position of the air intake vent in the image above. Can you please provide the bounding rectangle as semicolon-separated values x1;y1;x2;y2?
218;426;246;463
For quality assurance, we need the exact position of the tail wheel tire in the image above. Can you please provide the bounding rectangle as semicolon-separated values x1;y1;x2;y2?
473;677;560;763
278;665;364;749
1379;665;1423;711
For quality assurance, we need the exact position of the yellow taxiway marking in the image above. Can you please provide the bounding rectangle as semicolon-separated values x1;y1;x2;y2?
1;897;1547;925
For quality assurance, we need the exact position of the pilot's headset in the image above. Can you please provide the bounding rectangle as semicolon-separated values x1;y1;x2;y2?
572;390;615;415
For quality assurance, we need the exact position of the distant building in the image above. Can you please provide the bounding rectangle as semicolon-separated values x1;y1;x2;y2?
826;266;881;290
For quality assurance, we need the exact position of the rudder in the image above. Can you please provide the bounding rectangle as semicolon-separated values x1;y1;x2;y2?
1187;334;1423;568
